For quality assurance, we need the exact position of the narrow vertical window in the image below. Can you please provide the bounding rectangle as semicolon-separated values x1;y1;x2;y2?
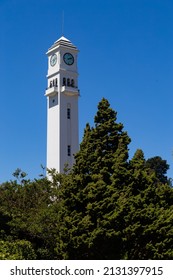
67;108;71;119
67;145;71;156
67;78;70;86
63;77;66;86
55;78;58;87
71;79;74;87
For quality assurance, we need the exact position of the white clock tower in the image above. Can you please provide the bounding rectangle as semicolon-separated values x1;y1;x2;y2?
45;36;79;173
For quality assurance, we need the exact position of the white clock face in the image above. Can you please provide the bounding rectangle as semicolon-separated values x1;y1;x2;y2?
50;54;57;67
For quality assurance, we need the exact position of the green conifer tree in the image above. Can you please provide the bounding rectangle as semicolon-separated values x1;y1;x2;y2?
56;98;131;259
122;149;173;259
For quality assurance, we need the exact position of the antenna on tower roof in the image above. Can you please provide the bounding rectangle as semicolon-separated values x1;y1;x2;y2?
62;10;64;36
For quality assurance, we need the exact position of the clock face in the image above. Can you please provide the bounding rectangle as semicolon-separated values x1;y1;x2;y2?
63;53;74;65
50;54;57;67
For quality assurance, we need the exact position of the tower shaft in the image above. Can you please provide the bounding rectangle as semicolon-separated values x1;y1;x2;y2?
45;36;79;173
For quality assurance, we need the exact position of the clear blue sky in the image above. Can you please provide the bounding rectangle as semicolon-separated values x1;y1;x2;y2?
0;0;173;182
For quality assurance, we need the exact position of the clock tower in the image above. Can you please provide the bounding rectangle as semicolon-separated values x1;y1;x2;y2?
45;36;79;173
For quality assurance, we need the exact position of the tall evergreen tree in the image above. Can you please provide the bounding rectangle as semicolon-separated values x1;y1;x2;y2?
122;149;173;259
56;98;131;259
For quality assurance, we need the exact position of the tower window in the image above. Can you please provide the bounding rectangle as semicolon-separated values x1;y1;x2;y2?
67;108;71;119
71;79;75;87
67;145;71;156
63;77;66;86
67;78;70;86
55;78;58;87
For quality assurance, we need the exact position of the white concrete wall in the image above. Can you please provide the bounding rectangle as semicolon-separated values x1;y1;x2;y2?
59;93;79;172
46;93;60;171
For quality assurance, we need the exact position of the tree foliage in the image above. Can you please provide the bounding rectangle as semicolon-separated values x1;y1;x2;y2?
146;156;170;184
0;240;36;260
0;98;172;260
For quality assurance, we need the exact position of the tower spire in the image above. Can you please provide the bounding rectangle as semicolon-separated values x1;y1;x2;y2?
62;10;64;36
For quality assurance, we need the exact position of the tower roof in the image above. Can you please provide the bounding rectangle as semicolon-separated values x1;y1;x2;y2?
47;36;78;53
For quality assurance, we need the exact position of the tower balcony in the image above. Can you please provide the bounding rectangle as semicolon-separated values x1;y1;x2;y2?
45;86;58;97
61;85;80;96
